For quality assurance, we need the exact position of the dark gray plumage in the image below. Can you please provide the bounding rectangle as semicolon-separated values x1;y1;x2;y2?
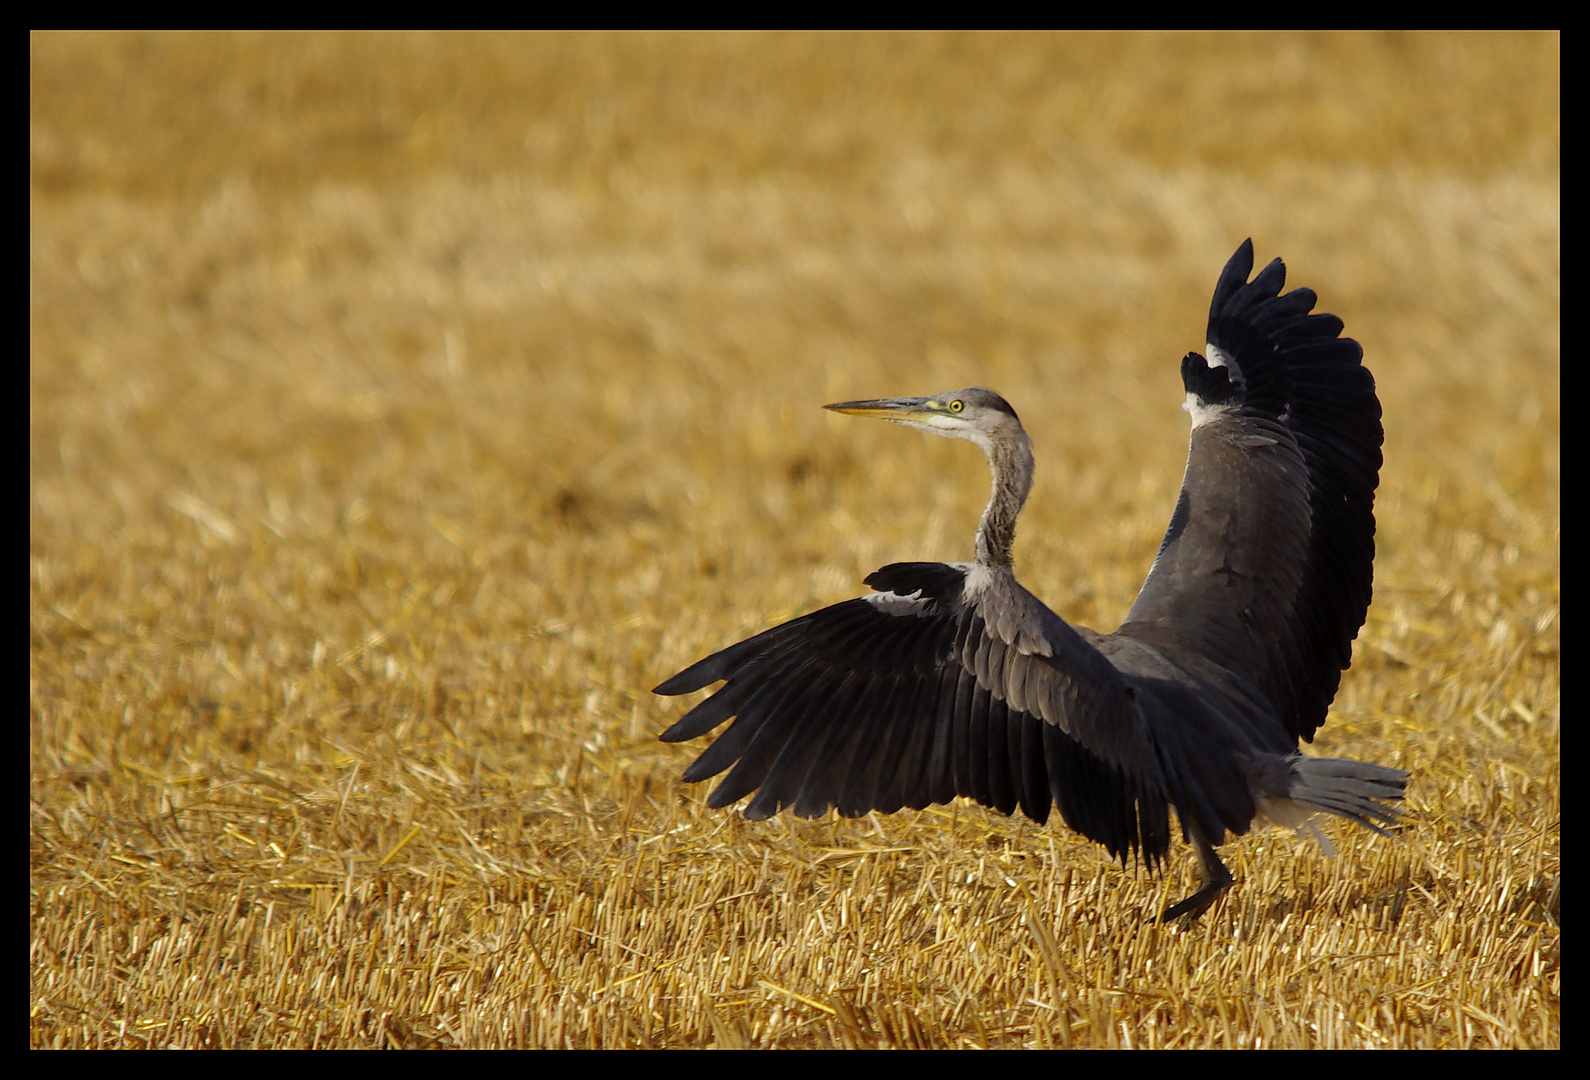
655;240;1407;922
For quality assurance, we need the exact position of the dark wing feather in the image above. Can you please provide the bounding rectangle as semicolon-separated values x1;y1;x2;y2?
1121;239;1382;742
655;562;1169;863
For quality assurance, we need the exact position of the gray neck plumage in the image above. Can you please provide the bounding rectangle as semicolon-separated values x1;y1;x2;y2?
974;431;1034;570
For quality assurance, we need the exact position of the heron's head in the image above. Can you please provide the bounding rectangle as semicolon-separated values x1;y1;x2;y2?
824;387;1024;452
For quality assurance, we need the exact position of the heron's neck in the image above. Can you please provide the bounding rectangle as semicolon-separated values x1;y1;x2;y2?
974;432;1034;570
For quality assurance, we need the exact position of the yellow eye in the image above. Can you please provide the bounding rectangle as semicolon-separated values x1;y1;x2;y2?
949;399;964;413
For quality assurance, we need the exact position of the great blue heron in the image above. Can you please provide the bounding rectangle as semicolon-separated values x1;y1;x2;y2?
655;240;1406;922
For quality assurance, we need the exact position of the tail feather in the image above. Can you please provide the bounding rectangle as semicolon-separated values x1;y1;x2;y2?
1286;754;1408;838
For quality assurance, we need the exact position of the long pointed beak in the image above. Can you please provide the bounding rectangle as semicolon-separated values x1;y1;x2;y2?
824;397;935;421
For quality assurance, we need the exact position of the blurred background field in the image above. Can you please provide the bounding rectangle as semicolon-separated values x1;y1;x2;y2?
30;31;1557;1048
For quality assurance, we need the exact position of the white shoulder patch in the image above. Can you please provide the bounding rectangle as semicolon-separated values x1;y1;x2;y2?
1183;392;1232;430
1205;342;1241;375
864;590;931;617
1182;343;1244;429
960;561;990;591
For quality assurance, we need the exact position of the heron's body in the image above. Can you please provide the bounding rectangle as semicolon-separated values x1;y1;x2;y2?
655;241;1406;921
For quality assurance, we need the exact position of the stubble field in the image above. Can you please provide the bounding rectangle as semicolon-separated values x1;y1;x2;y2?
31;32;1558;1048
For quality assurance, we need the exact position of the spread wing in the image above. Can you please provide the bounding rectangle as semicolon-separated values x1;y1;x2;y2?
1119;239;1382;741
656;562;1171;866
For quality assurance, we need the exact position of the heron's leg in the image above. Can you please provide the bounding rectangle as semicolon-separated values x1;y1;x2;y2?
1159;835;1234;924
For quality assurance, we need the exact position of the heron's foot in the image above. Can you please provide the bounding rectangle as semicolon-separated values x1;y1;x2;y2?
1159;835;1235;925
1159;879;1232;925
